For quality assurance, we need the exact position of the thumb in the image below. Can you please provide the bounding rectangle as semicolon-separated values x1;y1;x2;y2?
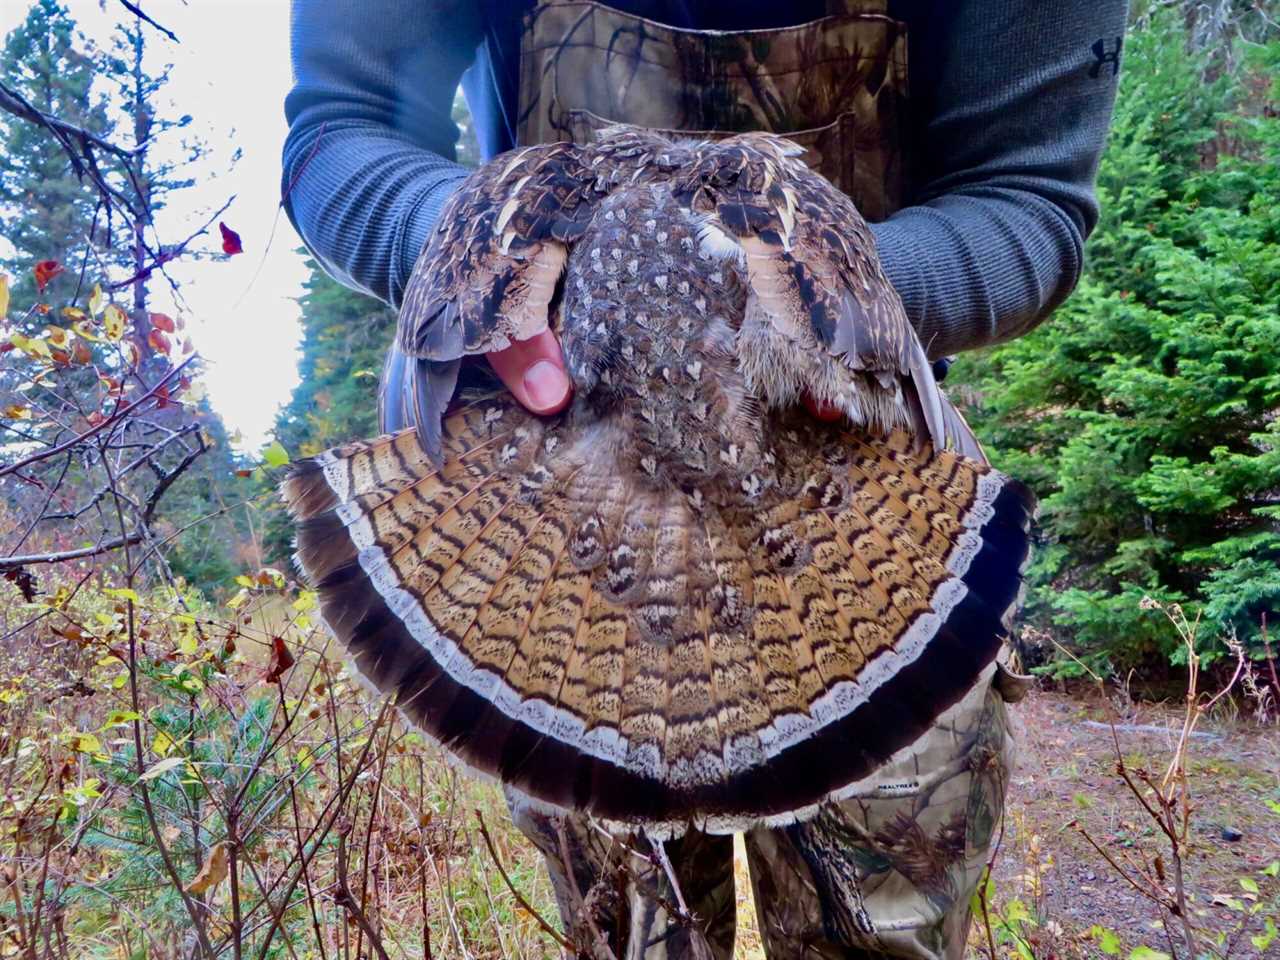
485;328;573;415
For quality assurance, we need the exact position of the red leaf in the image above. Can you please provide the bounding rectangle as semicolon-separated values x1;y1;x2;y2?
150;312;175;332
155;384;170;409
147;329;171;354
265;636;294;684
34;260;65;293
219;222;243;256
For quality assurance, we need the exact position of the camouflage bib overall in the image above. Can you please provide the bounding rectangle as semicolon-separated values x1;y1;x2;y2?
492;4;1025;957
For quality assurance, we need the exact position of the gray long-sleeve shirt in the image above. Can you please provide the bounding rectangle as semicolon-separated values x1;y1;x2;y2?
282;1;1127;358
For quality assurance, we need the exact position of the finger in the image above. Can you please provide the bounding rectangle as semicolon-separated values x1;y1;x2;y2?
485;328;573;415
802;391;845;422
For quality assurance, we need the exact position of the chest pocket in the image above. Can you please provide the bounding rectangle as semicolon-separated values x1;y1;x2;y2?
515;0;909;222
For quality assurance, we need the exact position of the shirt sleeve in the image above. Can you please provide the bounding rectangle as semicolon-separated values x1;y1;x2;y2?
281;0;482;307
872;0;1129;358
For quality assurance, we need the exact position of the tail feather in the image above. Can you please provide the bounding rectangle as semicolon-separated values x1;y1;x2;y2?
282;391;1035;831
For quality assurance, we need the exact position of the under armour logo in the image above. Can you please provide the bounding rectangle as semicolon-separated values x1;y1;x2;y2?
1089;37;1122;78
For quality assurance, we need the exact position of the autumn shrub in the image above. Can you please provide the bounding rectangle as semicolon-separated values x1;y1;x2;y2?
0;566;559;958
951;17;1280;676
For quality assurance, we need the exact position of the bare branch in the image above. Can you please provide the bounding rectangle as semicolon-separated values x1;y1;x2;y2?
0;80;139;162
116;0;180;43
1;420;207;574
0;356;196;479
475;809;575;952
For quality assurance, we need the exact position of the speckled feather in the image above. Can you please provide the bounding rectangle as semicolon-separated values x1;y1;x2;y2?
288;127;1034;831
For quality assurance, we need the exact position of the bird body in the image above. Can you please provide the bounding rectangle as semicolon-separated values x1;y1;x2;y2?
283;126;1034;833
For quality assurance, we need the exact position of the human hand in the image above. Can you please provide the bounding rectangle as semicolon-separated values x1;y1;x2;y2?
484;328;573;415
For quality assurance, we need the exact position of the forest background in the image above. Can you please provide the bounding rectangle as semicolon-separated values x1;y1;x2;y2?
0;1;1276;958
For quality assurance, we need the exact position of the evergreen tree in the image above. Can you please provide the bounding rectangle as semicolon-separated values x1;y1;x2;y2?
275;257;398;457
96;10;205;364
259;256;398;563
0;0;109;306
951;13;1280;674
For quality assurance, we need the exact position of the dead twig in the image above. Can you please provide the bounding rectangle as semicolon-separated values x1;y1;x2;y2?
116;0;179;43
335;820;391;960
0;355;196;480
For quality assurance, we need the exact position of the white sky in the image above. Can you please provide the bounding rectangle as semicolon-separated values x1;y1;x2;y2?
1;0;307;454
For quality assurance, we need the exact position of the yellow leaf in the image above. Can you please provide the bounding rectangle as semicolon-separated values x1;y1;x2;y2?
152;731;175;756
60;306;86;323
185;842;230;895
45;324;70;348
70;732;102;754
102;304;126;340
73;320;103;342
139;755;184;781
0;274;8;319
258;567;285;588
178;630;198;656
10;333;51;359
2;404;31;420
88;283;104;317
262;440;289;468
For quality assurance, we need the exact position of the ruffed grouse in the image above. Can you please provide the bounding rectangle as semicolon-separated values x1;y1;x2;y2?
283;126;1034;833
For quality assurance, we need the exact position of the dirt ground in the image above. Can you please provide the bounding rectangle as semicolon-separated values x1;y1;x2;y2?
977;688;1276;958
728;688;1280;959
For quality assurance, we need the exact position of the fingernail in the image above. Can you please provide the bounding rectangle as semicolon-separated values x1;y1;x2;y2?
522;359;570;411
